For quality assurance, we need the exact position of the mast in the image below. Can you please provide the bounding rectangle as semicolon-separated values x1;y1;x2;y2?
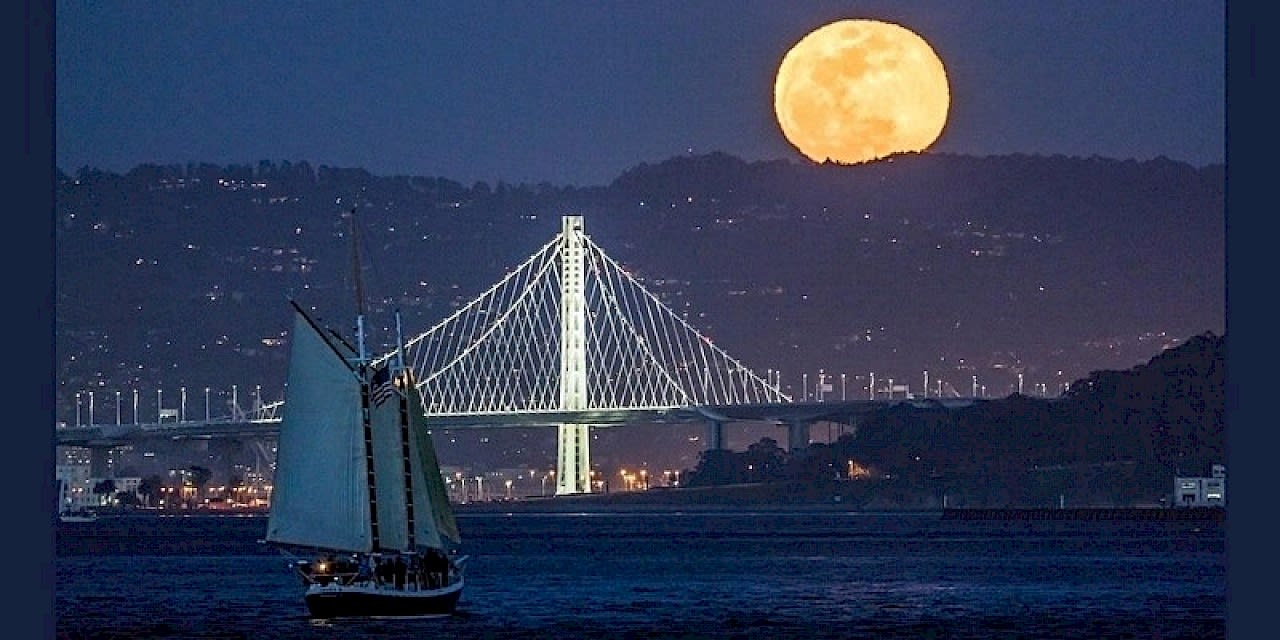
350;206;368;365
350;206;382;551
393;310;418;551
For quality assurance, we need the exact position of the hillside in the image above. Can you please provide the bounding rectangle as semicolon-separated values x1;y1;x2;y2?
55;152;1224;473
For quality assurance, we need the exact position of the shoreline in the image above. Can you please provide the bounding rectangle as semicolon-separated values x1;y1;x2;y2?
76;482;1224;519
941;506;1224;521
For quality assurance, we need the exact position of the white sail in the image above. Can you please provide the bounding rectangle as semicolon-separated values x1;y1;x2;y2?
266;308;373;552
368;372;417;550
408;381;460;546
368;369;456;551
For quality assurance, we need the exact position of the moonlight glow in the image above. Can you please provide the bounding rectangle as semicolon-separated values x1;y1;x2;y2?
774;19;950;165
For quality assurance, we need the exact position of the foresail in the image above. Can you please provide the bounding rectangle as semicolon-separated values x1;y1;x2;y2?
409;384;460;546
266;307;372;552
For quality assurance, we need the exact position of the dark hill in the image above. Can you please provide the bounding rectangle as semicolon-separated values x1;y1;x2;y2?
55;152;1223;473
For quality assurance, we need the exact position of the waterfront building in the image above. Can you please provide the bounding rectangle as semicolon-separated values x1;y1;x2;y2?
1174;463;1225;507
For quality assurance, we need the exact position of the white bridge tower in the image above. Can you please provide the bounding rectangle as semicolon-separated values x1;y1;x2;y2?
556;215;591;494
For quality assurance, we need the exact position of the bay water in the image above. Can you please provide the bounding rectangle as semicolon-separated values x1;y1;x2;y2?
56;509;1225;639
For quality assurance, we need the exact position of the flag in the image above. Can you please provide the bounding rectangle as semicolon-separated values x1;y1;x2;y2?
370;366;397;406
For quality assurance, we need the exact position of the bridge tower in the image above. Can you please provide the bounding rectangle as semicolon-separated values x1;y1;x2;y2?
556;215;591;494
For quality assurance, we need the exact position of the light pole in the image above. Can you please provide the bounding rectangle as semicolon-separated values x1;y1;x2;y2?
205;387;211;422
88;391;94;425
132;389;139;424
841;373;847;401
75;392;81;427
115;391;121;425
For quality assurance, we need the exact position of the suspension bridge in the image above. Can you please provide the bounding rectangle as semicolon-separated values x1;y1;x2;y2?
57;215;974;494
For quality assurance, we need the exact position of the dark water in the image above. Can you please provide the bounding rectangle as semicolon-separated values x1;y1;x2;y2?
56;510;1225;639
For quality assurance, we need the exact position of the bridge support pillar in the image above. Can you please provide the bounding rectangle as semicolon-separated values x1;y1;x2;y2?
89;446;113;478
783;420;811;452
556;215;591;495
556;424;591;494
705;421;725;450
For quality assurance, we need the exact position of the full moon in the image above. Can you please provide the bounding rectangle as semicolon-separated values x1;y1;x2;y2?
774;19;950;165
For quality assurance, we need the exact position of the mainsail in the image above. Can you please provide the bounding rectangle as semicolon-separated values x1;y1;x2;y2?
369;369;459;551
266;307;372;552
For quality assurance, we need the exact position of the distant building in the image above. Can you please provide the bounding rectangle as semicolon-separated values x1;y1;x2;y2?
55;463;93;511
1174;464;1225;507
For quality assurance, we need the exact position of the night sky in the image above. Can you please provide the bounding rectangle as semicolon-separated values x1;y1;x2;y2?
55;1;1224;187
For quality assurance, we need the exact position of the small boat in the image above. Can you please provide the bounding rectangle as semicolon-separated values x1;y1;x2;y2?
59;509;98;523
265;210;465;618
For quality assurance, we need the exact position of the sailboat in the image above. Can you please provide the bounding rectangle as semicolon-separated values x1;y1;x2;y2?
265;214;465;618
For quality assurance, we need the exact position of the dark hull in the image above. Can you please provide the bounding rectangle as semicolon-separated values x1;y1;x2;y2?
304;580;463;618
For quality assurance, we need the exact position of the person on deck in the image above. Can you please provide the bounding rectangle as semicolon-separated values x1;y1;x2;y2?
392;555;406;590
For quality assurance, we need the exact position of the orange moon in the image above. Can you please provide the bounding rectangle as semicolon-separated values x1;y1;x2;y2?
774;19;950;164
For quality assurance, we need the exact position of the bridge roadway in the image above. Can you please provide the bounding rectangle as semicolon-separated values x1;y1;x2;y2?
54;397;979;449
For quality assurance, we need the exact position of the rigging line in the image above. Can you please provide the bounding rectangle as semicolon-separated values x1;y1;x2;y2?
374;233;562;368
588;244;689;407
588;237;789;402
419;246;561;388
405;242;559;395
